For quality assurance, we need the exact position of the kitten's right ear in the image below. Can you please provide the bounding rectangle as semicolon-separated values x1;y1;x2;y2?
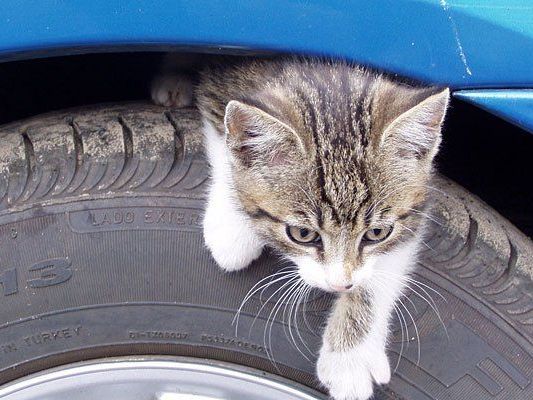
381;88;449;162
224;100;304;167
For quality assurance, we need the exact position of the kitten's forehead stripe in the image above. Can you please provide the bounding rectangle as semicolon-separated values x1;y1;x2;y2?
316;206;324;229
249;207;283;224
292;83;339;222
288;66;378;224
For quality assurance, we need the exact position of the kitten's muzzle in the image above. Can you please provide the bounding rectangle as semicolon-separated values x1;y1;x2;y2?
328;283;353;292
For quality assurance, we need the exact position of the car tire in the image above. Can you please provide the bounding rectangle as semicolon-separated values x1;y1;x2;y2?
0;103;531;400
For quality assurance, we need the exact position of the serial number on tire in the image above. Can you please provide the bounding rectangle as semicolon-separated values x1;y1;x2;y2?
126;330;269;355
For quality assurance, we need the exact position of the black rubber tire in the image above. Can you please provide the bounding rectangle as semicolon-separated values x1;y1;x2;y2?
0;103;531;400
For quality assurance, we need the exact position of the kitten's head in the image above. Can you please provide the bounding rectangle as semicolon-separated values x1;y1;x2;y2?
224;61;449;292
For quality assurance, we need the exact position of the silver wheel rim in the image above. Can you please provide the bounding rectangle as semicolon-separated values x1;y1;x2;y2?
0;356;324;400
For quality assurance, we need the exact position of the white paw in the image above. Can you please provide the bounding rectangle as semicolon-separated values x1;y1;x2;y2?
317;343;390;400
203;186;264;271
151;74;193;107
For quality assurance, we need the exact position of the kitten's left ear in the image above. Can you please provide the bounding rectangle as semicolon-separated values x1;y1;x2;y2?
382;88;450;161
224;100;305;167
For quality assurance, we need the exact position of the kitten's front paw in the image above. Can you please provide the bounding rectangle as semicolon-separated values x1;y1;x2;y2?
151;74;193;107
203;195;264;272
317;344;390;400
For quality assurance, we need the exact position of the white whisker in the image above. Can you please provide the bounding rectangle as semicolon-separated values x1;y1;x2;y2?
290;280;315;357
265;278;302;363
397;296;421;365
392;304;406;372
374;271;448;340
302;286;320;336
283;280;314;359
233;269;298;335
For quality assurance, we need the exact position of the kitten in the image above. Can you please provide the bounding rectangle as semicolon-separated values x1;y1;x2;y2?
152;58;449;400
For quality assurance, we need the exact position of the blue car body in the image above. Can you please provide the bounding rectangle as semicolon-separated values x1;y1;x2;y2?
0;0;532;133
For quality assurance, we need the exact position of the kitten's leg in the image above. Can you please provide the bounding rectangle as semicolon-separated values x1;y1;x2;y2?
151;73;194;108
202;122;264;271
317;292;391;400
151;53;198;108
317;243;417;400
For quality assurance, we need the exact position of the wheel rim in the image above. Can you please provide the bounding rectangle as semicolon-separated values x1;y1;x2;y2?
0;356;324;400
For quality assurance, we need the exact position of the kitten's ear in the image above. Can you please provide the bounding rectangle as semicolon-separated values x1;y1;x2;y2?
382;88;450;161
224;100;303;166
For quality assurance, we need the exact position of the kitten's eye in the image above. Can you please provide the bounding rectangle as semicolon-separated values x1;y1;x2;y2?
286;226;321;245
363;226;393;243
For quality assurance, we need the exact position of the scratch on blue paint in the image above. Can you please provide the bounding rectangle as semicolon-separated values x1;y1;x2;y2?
440;0;473;77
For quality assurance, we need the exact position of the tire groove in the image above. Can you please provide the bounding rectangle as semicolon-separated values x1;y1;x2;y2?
434;216;478;269
481;240;518;295
0;161;10;205
114;116;139;189
156;110;185;188
65;119;89;194
37;166;60;200
134;160;158;189
19;131;37;202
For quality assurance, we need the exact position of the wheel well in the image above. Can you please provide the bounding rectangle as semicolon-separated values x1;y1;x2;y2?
0;52;531;236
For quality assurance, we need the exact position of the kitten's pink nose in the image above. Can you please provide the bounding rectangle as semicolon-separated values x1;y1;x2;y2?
329;283;353;292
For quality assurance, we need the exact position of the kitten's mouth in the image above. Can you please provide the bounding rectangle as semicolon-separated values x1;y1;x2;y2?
327;283;354;293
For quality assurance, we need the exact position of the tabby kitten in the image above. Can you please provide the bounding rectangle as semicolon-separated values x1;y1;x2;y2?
152;58;449;400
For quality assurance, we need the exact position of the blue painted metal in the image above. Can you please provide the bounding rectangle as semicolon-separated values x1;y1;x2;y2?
0;1;532;131
454;90;533;134
0;0;532;89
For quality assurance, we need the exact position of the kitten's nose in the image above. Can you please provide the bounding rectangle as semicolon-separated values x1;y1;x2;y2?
329;283;353;292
